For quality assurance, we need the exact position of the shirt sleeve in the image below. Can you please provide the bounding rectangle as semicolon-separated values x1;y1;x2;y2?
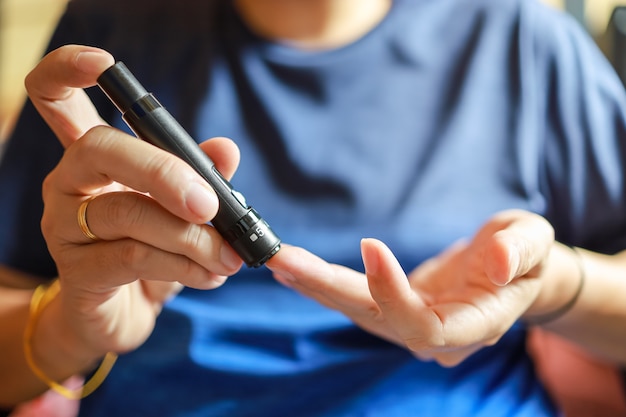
526;3;626;253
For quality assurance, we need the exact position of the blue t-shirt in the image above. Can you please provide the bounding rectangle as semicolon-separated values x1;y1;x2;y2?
2;0;626;415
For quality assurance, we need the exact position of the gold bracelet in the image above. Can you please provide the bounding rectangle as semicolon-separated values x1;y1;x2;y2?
525;246;586;325
23;280;118;400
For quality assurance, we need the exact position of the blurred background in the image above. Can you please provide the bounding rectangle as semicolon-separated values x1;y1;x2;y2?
0;0;625;143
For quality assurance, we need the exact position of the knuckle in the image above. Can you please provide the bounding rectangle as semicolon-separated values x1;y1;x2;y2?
434;355;464;368
77;125;115;152
41;171;55;200
180;258;200;279
40;212;55;239
365;303;385;324
403;314;446;352
66;126;116;174
100;194;149;234
83;124;115;140
24;66;46;96
99;197;125;232
117;240;151;271
145;153;186;189
183;224;209;253
404;330;446;352
40;176;63;239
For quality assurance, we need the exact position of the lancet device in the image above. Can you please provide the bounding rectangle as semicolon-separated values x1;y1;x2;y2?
97;62;281;267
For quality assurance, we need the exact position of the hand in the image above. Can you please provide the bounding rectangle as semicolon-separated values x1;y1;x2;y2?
267;209;554;366
28;45;243;359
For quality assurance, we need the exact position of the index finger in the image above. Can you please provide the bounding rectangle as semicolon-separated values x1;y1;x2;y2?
25;44;115;148
46;125;220;224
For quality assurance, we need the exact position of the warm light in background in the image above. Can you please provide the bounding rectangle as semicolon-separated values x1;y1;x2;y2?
0;0;67;141
544;0;565;9
587;0;626;32
542;0;626;32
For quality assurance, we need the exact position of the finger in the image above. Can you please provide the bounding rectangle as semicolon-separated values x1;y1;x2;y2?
25;45;115;147
141;280;184;311
266;245;375;312
268;246;407;344
58;240;230;291
362;238;421;308
44;126;221;224
44;192;242;276
482;211;554;286
362;239;443;347
199;137;240;180
428;344;484;368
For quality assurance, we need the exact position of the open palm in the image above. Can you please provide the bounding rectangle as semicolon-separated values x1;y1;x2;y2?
268;210;553;366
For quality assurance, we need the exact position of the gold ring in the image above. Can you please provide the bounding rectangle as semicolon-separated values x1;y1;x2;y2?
77;195;99;241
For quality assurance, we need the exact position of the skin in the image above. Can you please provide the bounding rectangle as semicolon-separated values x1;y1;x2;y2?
0;46;243;404
1;0;626;407
233;0;392;49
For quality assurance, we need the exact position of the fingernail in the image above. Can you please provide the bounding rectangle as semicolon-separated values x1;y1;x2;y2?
361;238;380;275
220;244;242;270
185;182;218;219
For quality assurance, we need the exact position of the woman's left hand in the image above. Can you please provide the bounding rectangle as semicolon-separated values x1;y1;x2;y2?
267;209;554;366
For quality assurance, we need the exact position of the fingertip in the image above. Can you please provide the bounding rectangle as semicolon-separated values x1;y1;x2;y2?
199;137;241;181
27;45;115;93
75;47;116;76
361;238;406;284
361;238;382;276
484;234;517;286
265;244;303;275
362;238;422;310
265;244;334;288
184;181;219;222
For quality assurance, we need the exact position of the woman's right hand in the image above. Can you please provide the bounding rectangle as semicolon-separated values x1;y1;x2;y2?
27;45;243;366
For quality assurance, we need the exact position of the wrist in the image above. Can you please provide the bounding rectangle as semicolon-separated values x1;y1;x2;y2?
29;282;107;380
26;280;118;400
522;243;585;325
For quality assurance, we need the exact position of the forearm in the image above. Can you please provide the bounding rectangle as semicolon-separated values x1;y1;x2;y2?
525;244;626;365
0;267;99;406
0;283;45;407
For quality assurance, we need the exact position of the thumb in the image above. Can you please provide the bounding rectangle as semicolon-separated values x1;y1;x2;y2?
479;211;554;286
25;45;115;147
484;231;549;286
